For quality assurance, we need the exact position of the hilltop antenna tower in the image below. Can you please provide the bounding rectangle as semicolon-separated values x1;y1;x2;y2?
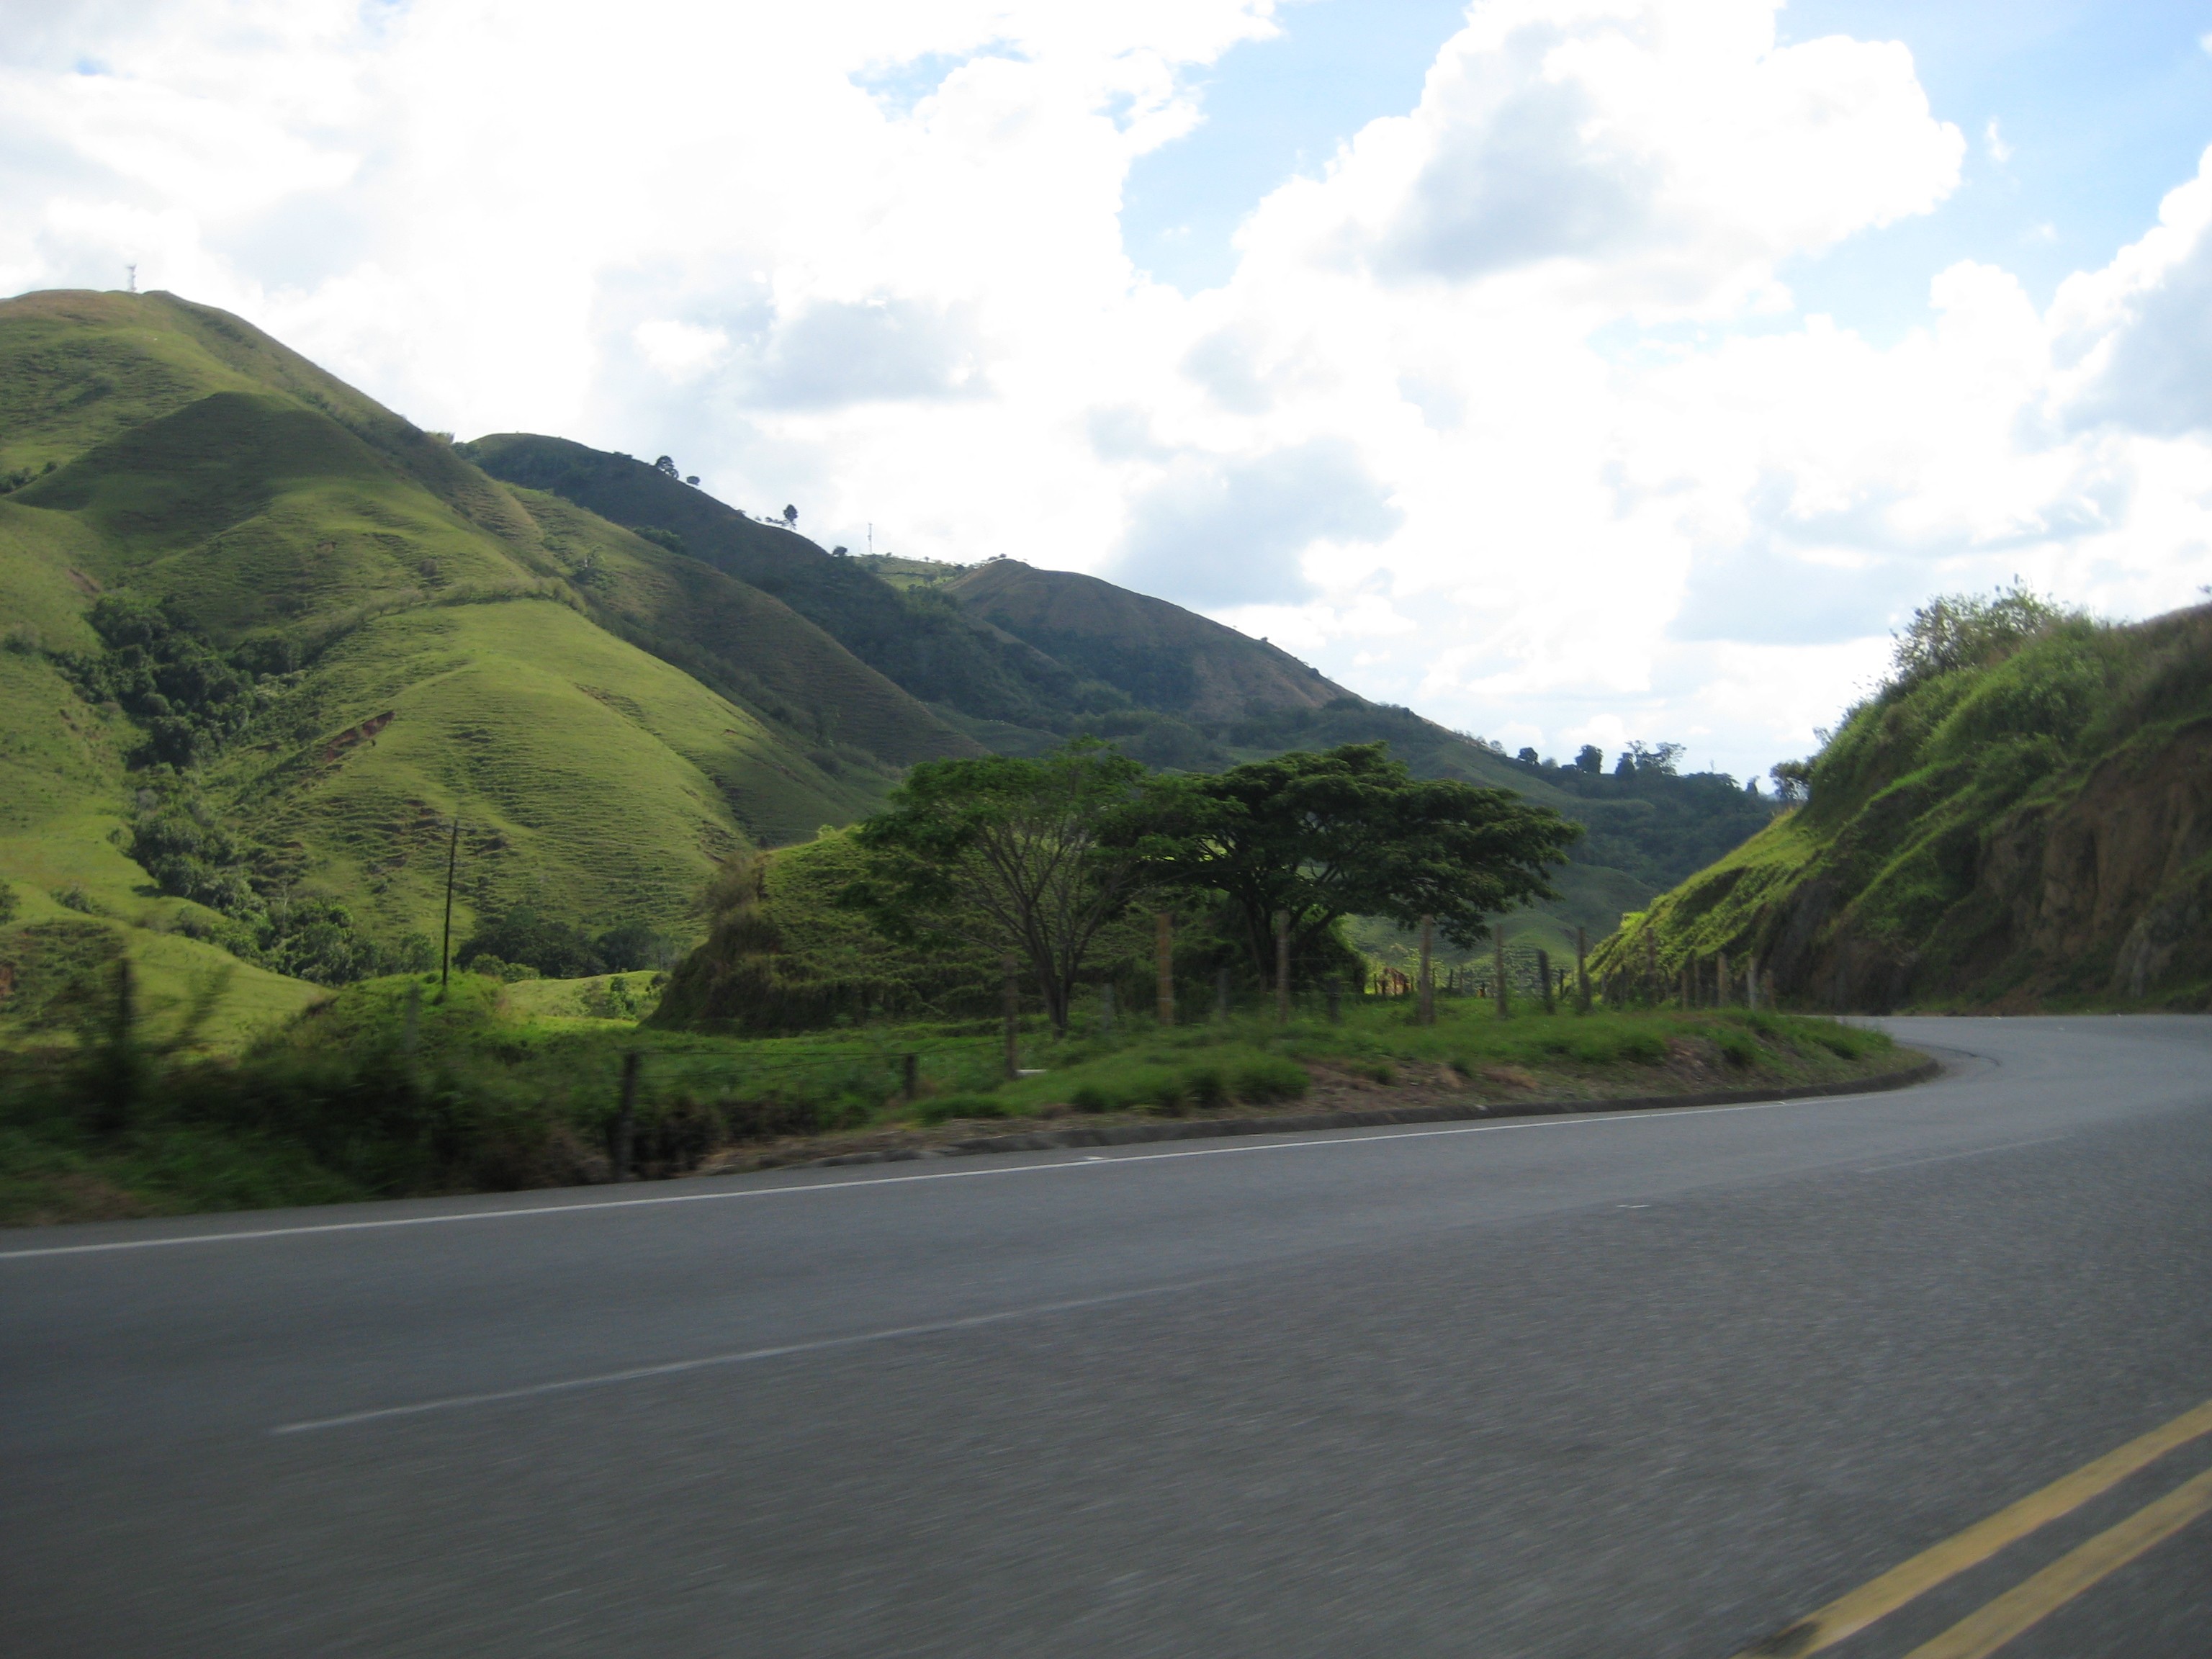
125;264;137;295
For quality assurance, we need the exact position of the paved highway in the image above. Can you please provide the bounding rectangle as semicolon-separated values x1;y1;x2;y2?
5;1015;2210;1658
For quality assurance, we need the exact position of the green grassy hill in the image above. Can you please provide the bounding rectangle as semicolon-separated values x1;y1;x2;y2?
945;557;1354;722
469;431;1777;957
464;433;1123;735
0;288;1785;1034
1591;602;2212;1011
0;290;981;1026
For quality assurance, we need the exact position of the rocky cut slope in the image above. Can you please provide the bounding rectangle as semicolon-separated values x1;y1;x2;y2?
1593;601;2212;1011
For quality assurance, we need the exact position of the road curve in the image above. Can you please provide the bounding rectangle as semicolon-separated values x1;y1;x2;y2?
4;1015;2209;1658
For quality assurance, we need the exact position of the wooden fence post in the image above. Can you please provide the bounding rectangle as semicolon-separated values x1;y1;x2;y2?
1537;948;1555;1014
1418;914;1435;1026
613;1051;640;1182
1274;909;1290;1025
1495;933;1510;1019
1154;912;1174;1026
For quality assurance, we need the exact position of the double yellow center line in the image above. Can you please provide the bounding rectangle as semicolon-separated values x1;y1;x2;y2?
1731;1394;2212;1658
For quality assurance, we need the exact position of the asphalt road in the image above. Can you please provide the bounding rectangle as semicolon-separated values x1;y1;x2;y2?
5;1015;2211;1658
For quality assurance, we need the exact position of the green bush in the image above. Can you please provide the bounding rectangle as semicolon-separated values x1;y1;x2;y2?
1069;1084;1112;1114
1611;1030;1668;1064
1184;1066;1229;1108
1715;1031;1760;1068
1128;1069;1187;1115
1232;1056;1310;1104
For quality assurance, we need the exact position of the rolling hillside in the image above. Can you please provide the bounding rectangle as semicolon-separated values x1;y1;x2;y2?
472;431;1780;958
1592;601;2212;1011
0;288;1786;1028
0;290;976;1025
945;557;1351;723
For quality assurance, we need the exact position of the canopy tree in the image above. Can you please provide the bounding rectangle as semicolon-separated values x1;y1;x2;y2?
839;740;1172;1034
1148;742;1581;984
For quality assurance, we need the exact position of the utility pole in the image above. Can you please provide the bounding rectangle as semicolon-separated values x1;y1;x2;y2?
1538;948;1555;1015
439;813;462;990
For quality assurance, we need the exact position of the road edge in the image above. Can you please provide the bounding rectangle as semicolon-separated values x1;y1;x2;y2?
804;1053;1946;1169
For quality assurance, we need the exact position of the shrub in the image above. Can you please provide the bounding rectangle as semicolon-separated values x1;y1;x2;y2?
1715;1031;1760;1068
1612;1030;1668;1064
1128;1069;1187;1115
1232;1056;1310;1104
1184;1066;1229;1108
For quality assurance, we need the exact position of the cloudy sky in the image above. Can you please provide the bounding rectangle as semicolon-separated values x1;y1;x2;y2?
6;0;2211;781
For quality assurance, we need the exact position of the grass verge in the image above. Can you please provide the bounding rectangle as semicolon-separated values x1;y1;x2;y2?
1;978;1914;1224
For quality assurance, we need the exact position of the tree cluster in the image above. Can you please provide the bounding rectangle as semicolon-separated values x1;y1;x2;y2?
458;909;674;981
55;595;297;770
839;739;1581;1033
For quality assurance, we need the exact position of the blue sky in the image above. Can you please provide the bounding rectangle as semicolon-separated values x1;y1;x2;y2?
1125;1;2212;338
8;0;2212;781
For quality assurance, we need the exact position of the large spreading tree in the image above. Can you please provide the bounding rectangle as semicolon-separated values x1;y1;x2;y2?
1148;742;1581;984
839;740;1173;1034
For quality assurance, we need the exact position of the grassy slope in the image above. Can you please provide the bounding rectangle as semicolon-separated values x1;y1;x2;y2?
944;557;1354;722
0;291;922;1008
508;486;978;768
464;432;1102;732
464;433;1780;947
1591;605;2212;1011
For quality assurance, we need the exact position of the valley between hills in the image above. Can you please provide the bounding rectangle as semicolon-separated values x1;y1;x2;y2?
2;286;2206;1223
0;287;1764;1035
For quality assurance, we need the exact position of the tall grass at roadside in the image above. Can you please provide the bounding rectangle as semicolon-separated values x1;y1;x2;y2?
0;967;1898;1224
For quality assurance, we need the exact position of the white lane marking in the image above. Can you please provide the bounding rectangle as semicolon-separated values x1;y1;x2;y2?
0;1092;1898;1262
1855;1135;2071;1174
271;1282;1197;1434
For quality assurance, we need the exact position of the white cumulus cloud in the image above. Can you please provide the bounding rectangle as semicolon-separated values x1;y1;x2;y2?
1;0;2208;783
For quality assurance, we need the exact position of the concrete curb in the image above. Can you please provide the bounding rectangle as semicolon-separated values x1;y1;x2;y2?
800;1055;1946;1169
